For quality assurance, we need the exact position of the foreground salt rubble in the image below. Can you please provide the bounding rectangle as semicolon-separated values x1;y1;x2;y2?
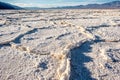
0;10;120;80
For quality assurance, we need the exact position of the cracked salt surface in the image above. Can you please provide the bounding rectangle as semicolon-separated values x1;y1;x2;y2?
0;9;120;80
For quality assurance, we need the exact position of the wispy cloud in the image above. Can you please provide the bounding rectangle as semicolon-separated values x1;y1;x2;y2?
12;1;104;8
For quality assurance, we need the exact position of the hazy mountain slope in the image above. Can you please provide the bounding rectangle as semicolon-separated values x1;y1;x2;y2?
54;1;120;9
0;1;22;9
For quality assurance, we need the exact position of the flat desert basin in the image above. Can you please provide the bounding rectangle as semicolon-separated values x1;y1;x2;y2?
0;9;120;80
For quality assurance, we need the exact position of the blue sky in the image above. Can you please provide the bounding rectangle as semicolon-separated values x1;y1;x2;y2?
1;0;118;8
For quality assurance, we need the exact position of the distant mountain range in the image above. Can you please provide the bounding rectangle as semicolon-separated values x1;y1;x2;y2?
0;1;22;9
0;1;120;10
55;1;120;9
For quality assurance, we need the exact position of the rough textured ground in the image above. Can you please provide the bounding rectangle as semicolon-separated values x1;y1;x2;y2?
0;9;120;80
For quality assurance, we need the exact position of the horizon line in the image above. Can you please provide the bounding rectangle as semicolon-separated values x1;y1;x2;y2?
10;1;118;8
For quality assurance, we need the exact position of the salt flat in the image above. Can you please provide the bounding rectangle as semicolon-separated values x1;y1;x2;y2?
0;9;120;80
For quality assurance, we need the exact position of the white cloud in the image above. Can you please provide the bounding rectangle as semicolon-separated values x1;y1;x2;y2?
12;1;103;8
